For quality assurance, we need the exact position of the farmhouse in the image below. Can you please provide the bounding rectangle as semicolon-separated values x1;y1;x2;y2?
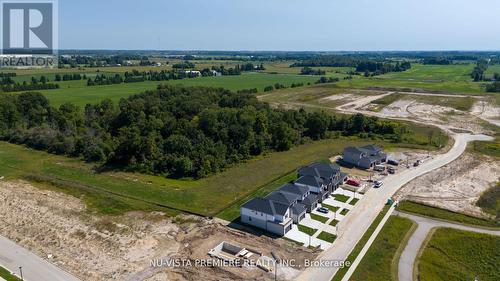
240;198;293;235
343;145;387;169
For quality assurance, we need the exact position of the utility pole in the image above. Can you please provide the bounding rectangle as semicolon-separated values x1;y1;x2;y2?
19;266;23;281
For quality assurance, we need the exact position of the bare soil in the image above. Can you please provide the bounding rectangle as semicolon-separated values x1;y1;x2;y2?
395;153;500;219
0;181;316;281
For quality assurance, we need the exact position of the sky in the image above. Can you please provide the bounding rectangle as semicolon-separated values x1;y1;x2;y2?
59;0;500;51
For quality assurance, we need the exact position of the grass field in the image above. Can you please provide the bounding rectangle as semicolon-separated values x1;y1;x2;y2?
350;216;415;281
470;140;500;158
337;64;486;94
0;266;21;281
476;183;500;218
397;201;499;227
417;228;500;281
331;205;390;281
1;138;393;218
5;72;320;107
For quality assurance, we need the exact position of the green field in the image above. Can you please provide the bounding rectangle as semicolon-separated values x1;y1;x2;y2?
476;183;500;218
0;266;21;281
1;138;396;218
331;205;391;281
418;228;500;281
337;64;486;94
351;216;415;281
5;72;319;107
397;201;499;227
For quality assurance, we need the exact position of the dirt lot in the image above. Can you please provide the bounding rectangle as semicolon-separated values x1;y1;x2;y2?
0;181;316;281
395;153;500;219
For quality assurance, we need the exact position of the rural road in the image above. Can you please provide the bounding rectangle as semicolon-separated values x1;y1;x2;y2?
296;132;493;281
0;235;81;281
396;212;500;281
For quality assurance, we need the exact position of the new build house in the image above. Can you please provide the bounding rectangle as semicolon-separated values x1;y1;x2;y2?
265;191;307;223
279;183;319;212
240;198;293;235
240;162;348;235
343;145;387;169
297;162;348;198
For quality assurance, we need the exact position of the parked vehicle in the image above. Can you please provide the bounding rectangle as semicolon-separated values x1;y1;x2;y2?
317;207;329;214
387;159;399;166
413;161;420;167
374;164;386;172
373;181;383;188
346;178;361;187
388;167;396;174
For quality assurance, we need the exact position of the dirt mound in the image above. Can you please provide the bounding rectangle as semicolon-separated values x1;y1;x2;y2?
396;153;500;219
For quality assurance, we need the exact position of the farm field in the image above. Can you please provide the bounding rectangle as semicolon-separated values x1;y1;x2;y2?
417;228;500;281
337;64;486;94
350;216;415;281
9;72;320;107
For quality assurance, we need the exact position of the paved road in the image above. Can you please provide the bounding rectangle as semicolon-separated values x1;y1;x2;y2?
0;235;81;281
396;212;500;281
340;203;397;281
296;133;493;281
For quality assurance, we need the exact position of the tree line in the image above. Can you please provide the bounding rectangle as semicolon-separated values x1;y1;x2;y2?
0;75;59;92
0;86;425;179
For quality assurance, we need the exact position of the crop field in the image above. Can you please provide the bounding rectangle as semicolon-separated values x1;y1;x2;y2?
418;228;500;281
337;64;486;94
351;216;415;281
7;72;319;107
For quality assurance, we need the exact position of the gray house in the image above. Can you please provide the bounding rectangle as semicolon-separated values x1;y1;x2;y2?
279;183;319;213
295;175;329;202
265;191;307;223
240;198;293;236
297;162;347;195
343;145;387;169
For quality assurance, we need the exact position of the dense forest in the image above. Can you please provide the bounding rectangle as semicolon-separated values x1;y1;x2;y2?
1;86;428;179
